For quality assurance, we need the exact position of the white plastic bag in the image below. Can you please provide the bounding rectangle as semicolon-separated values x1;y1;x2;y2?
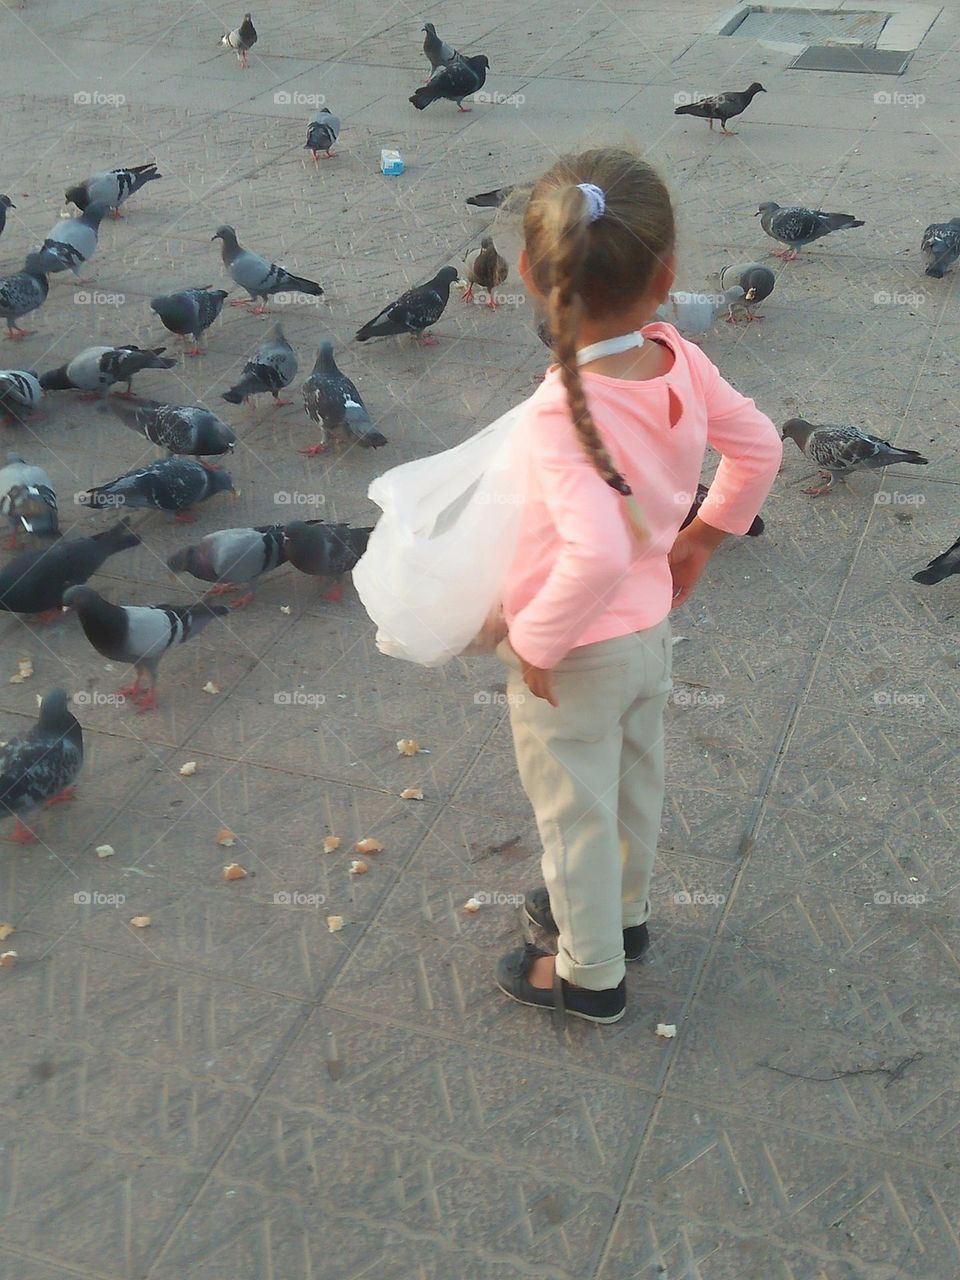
353;398;531;666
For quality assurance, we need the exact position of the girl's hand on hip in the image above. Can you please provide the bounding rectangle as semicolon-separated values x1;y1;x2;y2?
669;516;728;608
521;660;558;707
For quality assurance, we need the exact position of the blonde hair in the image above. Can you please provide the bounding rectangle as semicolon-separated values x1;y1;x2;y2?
523;148;676;542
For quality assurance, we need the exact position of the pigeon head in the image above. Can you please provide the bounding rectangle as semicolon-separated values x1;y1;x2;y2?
480;237;493;248
476;55;490;70
206;467;237;497
64;183;86;208
0;195;15;210
781;418;814;449
83;201;112;225
212;225;238;244
62;585;99;611
436;266;460;286
423;22;435;33
167;546;203;575
195;417;237;455
22;252;48;277
747;82;766;94
37;688;73;732
756;202;780;217
283;521;311;554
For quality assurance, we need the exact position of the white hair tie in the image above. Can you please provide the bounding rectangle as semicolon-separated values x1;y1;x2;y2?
577;182;606;223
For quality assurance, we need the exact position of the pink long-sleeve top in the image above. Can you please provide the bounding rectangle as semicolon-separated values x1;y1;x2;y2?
503;321;783;669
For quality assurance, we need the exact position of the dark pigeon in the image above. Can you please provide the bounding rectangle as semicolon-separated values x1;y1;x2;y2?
757;203;864;260
466;186;515;208
0;519;139;617
62;586;229;713
410;53;489;111
221;12;257;67
680;483;764;537
283;520;372;601
79;457;235;519
39;344;177;398
719;261;776;321
0;194;14;240
0;689;83;844
65;164;161;215
168;525;287;607
781;418;928;496
914;535;960;586
674;83;765;133
212;225;323;311
106;398;236;457
222;322;297;405
921;217;960;278
151;288;228;355
305;108;340;161
356;266;459;345
0;255;49;339
301;342;386;455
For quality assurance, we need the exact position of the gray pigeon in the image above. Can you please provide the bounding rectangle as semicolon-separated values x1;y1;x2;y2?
39;345;177;398
212;225;323;311
301;342;386;455
151;288;228;355
674;83;765;134
921;217;960;278
79;457;235;520
422;22;458;74
0;255;49;339
410;53;489;111
0;452;58;546
106;398;237;457
283;521;372;601
305;108;340;161
65;164;161;216
0;689;83;844
781;418;929;496
168;525;288;606
655;286;745;336
914;535;960;585
0;369;42;422
757;203;864;260
719;262;776;321
220;12;257;67
36;202;110;278
0;194;14;240
63;586;229;713
223;323;297;405
356;266;459;344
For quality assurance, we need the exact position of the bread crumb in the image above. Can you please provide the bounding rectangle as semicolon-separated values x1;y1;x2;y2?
327;915;344;932
178;761;198;777
130;915;151;929
222;863;247;881
656;1023;677;1038
399;787;424;800
349;859;368;875
323;835;341;853
95;844;115;859
355;837;383;854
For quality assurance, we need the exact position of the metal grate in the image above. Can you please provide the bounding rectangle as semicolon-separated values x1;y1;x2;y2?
726;7;890;46
789;45;912;73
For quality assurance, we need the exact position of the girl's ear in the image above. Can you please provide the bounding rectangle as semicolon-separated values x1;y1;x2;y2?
518;247;540;299
651;251;676;305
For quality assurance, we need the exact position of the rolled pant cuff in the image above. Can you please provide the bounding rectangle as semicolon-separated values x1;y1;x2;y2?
622;900;650;928
556;948;626;991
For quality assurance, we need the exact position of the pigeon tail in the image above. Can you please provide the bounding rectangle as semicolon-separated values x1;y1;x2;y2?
282;273;324;298
93;519;140;553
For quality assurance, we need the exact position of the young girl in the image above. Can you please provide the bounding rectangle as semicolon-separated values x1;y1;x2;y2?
495;148;782;1024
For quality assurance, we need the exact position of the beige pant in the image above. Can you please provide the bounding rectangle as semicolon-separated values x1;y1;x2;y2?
499;620;673;990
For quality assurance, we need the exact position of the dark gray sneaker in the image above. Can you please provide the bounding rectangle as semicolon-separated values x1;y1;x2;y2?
495;943;626;1024
524;887;649;962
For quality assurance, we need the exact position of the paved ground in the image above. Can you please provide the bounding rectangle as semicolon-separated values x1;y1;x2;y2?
1;1;959;1277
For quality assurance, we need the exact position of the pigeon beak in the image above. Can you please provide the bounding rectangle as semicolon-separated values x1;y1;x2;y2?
753;210;761;217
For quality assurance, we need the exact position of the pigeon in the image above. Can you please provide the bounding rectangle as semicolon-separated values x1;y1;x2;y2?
301;342;386;456
304;108;340;161
0;255;49;339
0;452;58;548
719;262;776;321
106;398;237;457
220;12;257;67
913;535;960;585
168;525;287;607
655;287;745;337
0;370;42;422
222;322;297;405
0;520;139;619
674;83;765;134
680;483;764;537
409;53;489;111
65;164;161;217
39;345;176;398
0;194;14;240
466;186;515;208
79;458;235;521
62;586;229;713
463;237;508;306
757;204;864;261
283;521;372;601
36;202;110;278
356;266;459;345
781;418;929;496
212;225;324;313
422;22;458;74
151;287;228;355
921;217;960;278
0;689;83;844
